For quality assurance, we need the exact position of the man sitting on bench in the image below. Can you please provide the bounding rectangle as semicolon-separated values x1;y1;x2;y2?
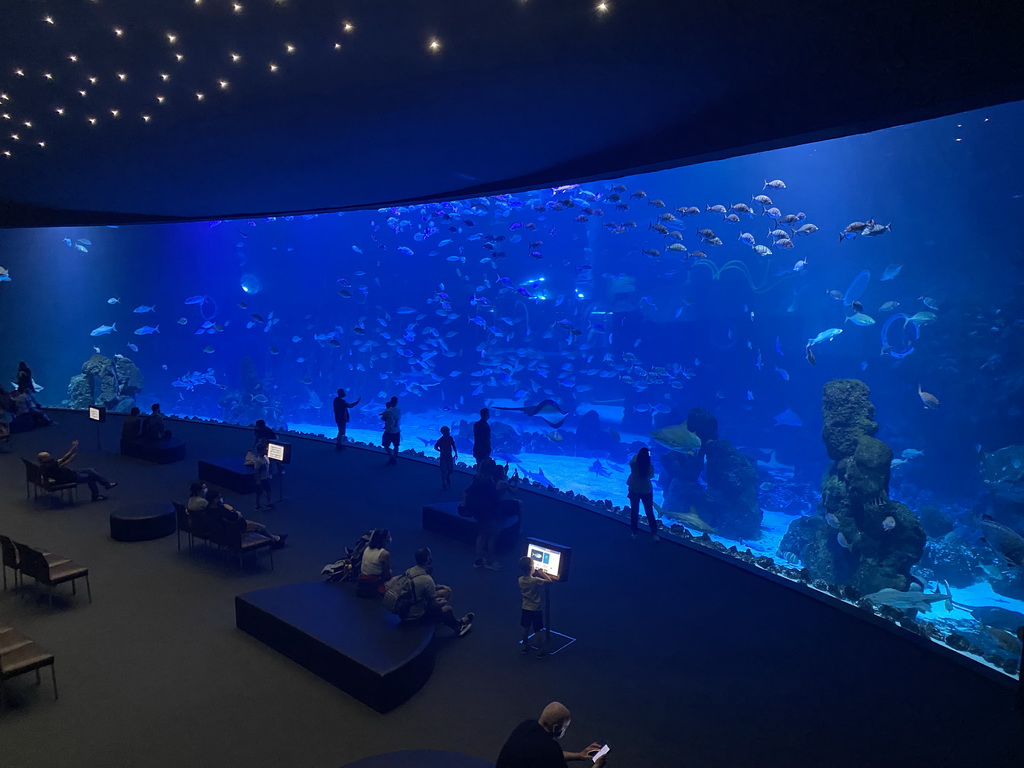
37;440;118;502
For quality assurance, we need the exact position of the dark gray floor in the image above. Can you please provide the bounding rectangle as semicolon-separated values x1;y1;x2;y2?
1;412;1022;768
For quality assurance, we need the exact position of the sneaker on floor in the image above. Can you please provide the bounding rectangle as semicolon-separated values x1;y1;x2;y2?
520;643;534;654
457;613;474;637
94;495;108;502
106;481;119;490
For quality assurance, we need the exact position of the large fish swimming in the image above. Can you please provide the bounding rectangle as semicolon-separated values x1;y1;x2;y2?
650;422;701;453
490;398;568;429
980;515;1024;568
808;328;843;346
91;323;117;336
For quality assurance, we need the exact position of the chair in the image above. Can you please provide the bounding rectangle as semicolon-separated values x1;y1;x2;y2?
0;534;69;592
21;458;78;505
0;626;33;655
0;641;57;707
209;514;274;571
14;542;90;607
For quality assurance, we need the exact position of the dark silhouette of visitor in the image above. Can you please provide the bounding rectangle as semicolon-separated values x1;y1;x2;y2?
626;446;659;541
380;396;401;465
473;407;491;466
333;388;361;451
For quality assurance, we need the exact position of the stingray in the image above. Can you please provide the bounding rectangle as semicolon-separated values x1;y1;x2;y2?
491;398;568;429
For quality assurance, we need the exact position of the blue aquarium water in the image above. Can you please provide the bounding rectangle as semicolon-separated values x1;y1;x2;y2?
2;101;1023;676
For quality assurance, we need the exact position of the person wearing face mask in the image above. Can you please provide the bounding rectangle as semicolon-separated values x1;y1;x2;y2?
495;701;607;768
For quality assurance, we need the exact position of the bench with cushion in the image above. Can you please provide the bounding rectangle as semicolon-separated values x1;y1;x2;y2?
120;437;186;464
198;458;256;495
109;502;177;542
421;501;521;552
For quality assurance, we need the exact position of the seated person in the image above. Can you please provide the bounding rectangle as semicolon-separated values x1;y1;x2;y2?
37;440;118;502
121;407;142;442
141;403;171;442
205;487;287;548
399;547;473;636
357;528;392;598
13;388;53;427
253;419;277;452
186;480;210;534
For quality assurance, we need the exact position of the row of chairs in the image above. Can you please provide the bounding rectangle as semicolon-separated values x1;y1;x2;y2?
0;534;91;607
172;503;274;571
0;625;57;707
21;458;79;505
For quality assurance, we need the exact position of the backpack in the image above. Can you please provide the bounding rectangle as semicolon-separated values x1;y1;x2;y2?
321;530;373;583
382;571;420;616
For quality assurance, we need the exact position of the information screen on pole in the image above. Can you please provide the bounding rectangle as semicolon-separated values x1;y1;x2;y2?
88;406;106;422
266;441;291;464
525;537;573;583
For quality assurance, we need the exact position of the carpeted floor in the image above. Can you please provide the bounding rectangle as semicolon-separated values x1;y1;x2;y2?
1;412;1022;768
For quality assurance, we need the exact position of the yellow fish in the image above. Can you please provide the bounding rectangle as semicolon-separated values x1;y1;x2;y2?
650;423;701;453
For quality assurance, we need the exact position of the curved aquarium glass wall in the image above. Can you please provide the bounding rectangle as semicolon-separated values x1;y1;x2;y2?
2;101;1023;677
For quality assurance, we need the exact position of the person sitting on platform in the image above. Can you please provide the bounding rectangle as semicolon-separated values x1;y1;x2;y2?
141;403;170;442
400;547;473;636
253;419;277;452
12;387;53;427
357;528;392;598
205;487;287;548
121;407;142;442
37;439;118;502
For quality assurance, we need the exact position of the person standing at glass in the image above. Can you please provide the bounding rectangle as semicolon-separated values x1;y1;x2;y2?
626;446;659;541
333;388;361;451
380;396;401;465
472;407;491;467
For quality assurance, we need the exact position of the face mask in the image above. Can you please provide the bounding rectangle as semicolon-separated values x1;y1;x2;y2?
552;720;570;741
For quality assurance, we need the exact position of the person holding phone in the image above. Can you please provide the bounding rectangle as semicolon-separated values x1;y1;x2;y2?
495;701;607;767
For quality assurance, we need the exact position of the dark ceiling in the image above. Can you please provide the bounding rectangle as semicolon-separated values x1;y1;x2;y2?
1;0;1023;228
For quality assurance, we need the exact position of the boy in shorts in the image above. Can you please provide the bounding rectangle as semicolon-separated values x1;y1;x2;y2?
518;555;557;658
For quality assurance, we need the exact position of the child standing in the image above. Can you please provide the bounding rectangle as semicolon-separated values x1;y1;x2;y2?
434;425;458;489
518;556;557;658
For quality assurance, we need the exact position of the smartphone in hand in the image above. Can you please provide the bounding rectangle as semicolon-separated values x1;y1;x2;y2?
591;745;610;763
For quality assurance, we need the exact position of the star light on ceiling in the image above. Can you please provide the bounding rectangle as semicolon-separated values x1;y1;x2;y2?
428;39;442;53
596;2;610;13
343;22;354;33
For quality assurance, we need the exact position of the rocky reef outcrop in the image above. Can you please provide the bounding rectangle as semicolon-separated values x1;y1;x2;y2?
780;379;926;593
981;444;1024;516
66;353;143;413
660;407;761;540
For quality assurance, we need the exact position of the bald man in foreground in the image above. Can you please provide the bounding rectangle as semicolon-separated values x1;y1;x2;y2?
495;701;608;768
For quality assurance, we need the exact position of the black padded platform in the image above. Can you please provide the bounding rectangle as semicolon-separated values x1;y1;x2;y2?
110;502;176;542
198;458;255;495
235;581;435;713
339;751;494;768
422;501;520;552
120;437;186;464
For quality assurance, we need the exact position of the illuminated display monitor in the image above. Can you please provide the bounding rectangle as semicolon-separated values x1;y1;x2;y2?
266;441;291;464
89;406;106;422
525;537;572;582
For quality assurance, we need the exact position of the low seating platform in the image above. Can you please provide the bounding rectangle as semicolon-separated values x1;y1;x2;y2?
110;502;176;542
198;457;255;495
235;581;435;713
120;437;186;464
422;501;520;552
